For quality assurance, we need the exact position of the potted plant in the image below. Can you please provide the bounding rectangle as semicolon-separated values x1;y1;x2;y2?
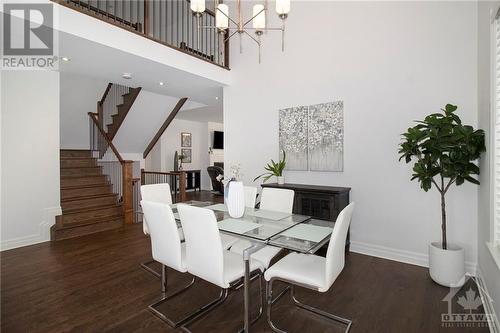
399;104;485;287
254;151;287;185
178;154;186;170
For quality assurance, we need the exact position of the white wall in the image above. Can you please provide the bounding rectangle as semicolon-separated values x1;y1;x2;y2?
1;71;61;250
60;72;109;149
477;1;500;320
224;1;479;271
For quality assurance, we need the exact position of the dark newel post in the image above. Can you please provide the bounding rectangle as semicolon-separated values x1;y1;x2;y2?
122;161;134;224
143;0;149;35
179;171;187;202
140;168;145;185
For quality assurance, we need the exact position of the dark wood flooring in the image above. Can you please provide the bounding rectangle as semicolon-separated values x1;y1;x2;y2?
1;191;490;333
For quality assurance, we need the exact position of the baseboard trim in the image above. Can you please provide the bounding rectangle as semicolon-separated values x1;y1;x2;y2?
476;268;500;333
0;206;61;251
350;241;477;275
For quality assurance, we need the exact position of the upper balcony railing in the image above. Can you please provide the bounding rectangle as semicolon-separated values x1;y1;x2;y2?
55;0;230;69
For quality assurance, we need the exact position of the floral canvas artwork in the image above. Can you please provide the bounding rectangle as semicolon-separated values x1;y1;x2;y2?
279;101;344;172
279;106;309;170
308;102;343;171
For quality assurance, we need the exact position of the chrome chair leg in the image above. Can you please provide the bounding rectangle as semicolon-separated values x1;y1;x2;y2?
141;259;161;278
179;288;229;333
266;279;352;333
149;275;216;328
290;286;352;332
181;270;264;333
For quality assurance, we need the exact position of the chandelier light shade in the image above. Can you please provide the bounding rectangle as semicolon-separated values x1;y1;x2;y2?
191;0;291;63
190;0;206;13
216;4;229;30
276;0;291;16
252;4;266;31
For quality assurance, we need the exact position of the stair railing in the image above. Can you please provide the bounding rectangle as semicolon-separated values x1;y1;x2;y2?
53;0;229;68
97;83;132;135
89;112;134;224
141;169;187;203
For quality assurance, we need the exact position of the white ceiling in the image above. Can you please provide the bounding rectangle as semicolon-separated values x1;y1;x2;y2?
58;30;224;122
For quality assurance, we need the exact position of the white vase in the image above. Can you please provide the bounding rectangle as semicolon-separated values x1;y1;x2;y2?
277;176;285;185
226;181;245;218
429;242;465;287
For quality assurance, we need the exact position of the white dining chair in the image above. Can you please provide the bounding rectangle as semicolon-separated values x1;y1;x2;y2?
259;187;295;213
229;188;295;269
244;186;258;208
140;200;197;327
264;202;355;333
177;204;266;331
140;183;179;277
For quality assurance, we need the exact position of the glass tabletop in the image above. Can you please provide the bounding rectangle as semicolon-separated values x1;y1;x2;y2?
171;201;311;242
268;219;334;254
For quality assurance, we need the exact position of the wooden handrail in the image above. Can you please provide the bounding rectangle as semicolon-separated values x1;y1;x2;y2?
88;112;124;164
99;83;113;105
142;171;183;176
143;97;188;158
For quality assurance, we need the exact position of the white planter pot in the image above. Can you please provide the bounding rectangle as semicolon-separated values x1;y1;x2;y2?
277;176;285;185
225;181;245;218
429;242;465;287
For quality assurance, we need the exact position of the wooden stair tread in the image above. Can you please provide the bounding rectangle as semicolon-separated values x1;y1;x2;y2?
61;182;110;190
58;213;124;228
63;202;122;214
61;192;119;202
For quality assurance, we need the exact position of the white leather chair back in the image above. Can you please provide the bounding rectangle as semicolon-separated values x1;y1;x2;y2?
260;188;295;213
244;186;258;208
141;200;185;272
140;183;173;235
140;183;173;204
177;204;225;287
324;202;355;288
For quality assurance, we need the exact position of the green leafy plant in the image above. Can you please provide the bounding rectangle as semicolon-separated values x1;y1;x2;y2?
254;151;287;183
399;104;485;250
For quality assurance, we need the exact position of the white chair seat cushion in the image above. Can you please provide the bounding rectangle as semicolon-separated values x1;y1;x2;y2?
222;251;265;288
264;252;328;292
230;240;282;269
220;234;239;250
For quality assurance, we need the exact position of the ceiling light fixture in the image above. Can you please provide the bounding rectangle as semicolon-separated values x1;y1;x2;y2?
122;73;132;80
61;56;71;62
190;0;290;63
159;82;164;86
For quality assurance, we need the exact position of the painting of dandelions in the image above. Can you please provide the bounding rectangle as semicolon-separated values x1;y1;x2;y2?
308;102;344;171
279;106;308;170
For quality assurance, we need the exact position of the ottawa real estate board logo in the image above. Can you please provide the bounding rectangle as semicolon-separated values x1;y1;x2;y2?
2;3;58;70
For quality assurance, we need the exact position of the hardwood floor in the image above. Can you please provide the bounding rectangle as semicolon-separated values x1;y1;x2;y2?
1;191;490;333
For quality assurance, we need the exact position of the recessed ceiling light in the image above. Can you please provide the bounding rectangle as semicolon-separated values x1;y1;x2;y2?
159;82;164;86
122;73;132;80
61;57;71;62
215;96;219;100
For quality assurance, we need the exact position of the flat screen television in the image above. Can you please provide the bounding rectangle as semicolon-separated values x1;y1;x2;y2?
213;131;224;149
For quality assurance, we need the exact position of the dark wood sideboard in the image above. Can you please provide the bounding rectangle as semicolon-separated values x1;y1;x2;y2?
260;183;351;250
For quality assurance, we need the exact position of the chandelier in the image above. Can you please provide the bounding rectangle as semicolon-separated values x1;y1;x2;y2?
190;0;291;63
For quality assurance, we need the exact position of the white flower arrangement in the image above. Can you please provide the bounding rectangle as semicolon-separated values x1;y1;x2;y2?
216;163;243;186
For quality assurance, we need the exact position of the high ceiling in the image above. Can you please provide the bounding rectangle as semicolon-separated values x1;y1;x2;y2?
58;30;224;123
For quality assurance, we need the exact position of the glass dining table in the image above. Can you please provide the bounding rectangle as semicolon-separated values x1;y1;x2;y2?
170;201;335;333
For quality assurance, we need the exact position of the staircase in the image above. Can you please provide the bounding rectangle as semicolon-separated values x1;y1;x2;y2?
51;149;124;241
99;84;141;140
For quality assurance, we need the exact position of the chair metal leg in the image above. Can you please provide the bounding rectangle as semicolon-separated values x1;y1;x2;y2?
179;288;229;333
150;276;223;328
266;279;352;333
140;259;161;278
290;286;352;332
